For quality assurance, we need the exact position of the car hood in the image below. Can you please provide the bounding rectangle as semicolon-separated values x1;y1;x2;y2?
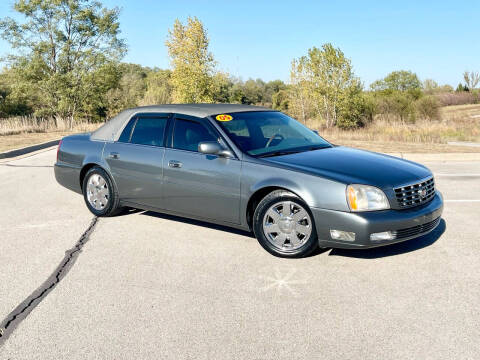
262;146;432;189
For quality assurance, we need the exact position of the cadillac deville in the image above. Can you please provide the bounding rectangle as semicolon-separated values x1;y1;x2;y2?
55;104;443;257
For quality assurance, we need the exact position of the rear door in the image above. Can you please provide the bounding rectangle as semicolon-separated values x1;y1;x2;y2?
162;114;242;224
104;113;170;209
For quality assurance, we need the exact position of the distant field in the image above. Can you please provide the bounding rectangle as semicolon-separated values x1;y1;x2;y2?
318;103;480;146
0;117;100;152
1;104;480;153
441;103;480;121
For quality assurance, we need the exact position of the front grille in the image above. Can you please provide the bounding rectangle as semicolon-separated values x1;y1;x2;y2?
394;177;435;208
393;217;440;239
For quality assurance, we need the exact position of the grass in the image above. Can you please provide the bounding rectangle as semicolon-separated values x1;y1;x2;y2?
313;103;480;153
0;116;100;152
1;104;480;153
0;116;99;136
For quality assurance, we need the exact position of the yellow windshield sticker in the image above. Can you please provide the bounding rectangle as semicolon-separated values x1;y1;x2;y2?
216;114;233;122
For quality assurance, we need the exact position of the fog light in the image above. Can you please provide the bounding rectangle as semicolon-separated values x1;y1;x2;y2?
370;231;395;241
330;230;356;242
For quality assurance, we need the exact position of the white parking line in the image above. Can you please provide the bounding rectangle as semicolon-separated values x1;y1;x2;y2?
435;174;480;177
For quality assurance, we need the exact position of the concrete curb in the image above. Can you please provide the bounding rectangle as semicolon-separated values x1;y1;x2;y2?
0;139;60;159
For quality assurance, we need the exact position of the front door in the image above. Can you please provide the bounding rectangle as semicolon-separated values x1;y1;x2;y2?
162;116;241;224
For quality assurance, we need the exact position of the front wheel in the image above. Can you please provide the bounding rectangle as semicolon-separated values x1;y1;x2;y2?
253;190;318;258
82;166;123;217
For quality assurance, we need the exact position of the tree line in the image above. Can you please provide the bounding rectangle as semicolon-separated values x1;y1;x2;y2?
0;1;478;129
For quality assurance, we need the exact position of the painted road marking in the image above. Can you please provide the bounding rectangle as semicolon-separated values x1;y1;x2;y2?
435;174;480;177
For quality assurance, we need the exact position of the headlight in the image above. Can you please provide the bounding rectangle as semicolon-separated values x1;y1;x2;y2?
347;184;390;211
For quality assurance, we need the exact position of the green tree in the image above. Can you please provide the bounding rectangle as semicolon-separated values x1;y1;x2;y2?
0;67;31;116
288;57;313;124
104;63;147;117
272;89;289;112
370;71;426;123
211;72;233;103
140;69;172;106
266;80;287;96
370;70;422;98
263;80;286;106
290;43;365;128
0;0;126;121
242;79;264;104
229;80;248;104
165;17;215;103
456;83;468;92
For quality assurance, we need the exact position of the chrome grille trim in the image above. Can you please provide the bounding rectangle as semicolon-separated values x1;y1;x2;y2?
393;176;435;208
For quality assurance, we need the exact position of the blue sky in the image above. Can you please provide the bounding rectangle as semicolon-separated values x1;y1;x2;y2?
1;0;479;87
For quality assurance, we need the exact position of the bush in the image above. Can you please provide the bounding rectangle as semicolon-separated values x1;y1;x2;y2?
415;96;440;120
373;91;417;123
337;93;375;129
272;89;289;112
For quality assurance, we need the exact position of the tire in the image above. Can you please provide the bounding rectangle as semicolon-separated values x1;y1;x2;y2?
253;190;318;258
82;166;123;217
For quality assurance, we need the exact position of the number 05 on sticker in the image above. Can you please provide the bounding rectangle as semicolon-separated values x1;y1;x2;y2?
216;114;233;121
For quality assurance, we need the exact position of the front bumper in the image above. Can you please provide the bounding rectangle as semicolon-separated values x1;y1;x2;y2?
311;192;444;249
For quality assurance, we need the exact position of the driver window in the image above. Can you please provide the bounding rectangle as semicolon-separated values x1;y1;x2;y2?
172;119;217;152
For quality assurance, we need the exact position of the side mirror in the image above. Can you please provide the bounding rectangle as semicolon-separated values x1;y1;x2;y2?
312;129;319;135
198;141;234;158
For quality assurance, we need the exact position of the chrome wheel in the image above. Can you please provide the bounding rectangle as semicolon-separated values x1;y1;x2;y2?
86;173;109;211
262;201;312;250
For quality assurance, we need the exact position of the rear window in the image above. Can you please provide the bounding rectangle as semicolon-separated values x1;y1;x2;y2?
118;118;136;143
130;117;168;147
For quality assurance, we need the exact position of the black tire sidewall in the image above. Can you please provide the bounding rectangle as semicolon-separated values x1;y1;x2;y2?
253;190;318;258
82;167;118;217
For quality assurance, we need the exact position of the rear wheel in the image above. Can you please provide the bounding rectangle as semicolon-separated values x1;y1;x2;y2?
82;166;123;217
253;190;318;258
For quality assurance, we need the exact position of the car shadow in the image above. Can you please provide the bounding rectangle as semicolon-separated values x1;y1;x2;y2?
132;210;445;259
115;207;144;217
328;219;446;259
141;210;255;238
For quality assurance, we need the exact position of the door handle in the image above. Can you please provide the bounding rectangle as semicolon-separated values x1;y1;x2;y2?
109;152;119;159
168;160;182;168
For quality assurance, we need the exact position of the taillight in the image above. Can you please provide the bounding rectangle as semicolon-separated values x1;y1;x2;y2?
56;139;63;162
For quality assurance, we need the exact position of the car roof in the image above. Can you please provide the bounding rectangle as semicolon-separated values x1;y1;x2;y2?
127;103;271;117
91;104;273;141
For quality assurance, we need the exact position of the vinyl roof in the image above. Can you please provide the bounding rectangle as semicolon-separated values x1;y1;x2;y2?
126;103;271;117
91;104;273;141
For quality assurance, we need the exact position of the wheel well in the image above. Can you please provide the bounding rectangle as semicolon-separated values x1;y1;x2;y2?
246;186;292;230
79;163;98;188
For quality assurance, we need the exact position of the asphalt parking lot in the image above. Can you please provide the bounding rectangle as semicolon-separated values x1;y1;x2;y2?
0;148;479;359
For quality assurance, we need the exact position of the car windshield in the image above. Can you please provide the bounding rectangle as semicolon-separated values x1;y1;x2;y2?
213;111;331;157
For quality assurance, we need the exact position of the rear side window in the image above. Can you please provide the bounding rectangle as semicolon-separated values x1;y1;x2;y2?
118;118;136;143
130;117;167;147
172;119;217;152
